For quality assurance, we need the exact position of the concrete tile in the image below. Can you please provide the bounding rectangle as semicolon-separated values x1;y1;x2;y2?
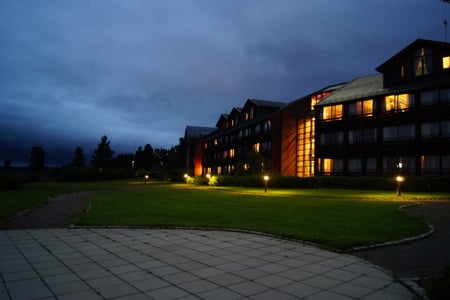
279;282;321;298
96;282;139;299
130;277;170;291
190;266;225;278
208;272;246;286
330;282;373;298
49;280;91;296
350;274;392;290
237;267;269;280
77;268;112;280
87;275;125;289
2;270;40;282
324;269;360;281
43;273;80;285
305;290;353;300
254;274;293;288
257;262;290;274
108;263;141;274
302;275;343;289
118;270;154;282
250;289;298;300
146;285;191;299
197;287;243;300
216;262;248;273
278;269;314;281
228;280;270;297
178;279;219;294
164;271;199;284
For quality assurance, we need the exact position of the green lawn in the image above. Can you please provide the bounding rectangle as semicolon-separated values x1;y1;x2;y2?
77;181;443;249
2;180;448;250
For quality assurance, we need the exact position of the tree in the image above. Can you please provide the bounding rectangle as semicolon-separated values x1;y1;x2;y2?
29;146;46;172
71;146;85;167
134;144;154;170
91;135;115;168
2;158;12;171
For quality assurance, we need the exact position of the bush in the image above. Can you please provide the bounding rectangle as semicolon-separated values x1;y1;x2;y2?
425;266;450;300
0;172;25;190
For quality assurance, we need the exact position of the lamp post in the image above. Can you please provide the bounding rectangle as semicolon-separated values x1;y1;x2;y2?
144;174;149;184
263;175;269;192
396;176;404;196
184;173;188;184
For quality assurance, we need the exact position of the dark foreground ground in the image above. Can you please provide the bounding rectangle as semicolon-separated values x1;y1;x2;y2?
2;192;449;280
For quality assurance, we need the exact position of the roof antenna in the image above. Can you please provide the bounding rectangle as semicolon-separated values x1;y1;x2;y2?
443;0;450;42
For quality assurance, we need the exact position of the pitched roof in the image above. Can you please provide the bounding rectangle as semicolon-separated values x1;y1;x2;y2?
376;38;450;72
247;99;287;108
316;74;384;106
185;126;216;138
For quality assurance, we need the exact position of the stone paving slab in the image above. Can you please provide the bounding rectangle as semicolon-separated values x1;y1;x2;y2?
0;229;416;299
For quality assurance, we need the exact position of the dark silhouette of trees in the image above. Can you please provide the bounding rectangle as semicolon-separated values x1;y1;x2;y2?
29;146;46;172
2;158;12;171
71;146;85;167
111;153;134;169
134;144;154;170
91;135;115;168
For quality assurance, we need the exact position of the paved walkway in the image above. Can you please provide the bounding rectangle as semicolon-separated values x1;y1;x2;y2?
0;229;415;300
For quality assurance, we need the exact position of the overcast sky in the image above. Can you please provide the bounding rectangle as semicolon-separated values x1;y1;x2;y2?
0;0;448;166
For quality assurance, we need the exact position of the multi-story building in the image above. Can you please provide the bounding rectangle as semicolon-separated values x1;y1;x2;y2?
315;39;450;176
185;38;450;177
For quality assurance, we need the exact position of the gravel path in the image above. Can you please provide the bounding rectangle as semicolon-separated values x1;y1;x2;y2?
0;192;94;229
354;200;450;279
2;192;449;280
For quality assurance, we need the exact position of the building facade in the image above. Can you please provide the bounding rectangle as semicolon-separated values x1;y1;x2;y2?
185;39;450;177
315;39;450;176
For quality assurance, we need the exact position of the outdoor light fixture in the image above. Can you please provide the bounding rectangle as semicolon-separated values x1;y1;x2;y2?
144;174;149;184
263;175;270;192
396;175;404;196
184;173;188;184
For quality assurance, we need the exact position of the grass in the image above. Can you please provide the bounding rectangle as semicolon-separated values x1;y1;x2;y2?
2;179;448;250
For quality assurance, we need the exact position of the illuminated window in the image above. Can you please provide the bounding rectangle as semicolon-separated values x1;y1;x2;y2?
229;148;235;158
297;118;315;177
443;56;450;69
384;94;414;112
253;143;260;153
320;158;343;174
217;166;222;175
413;47;432;76
320;104;343;120
349;99;373;117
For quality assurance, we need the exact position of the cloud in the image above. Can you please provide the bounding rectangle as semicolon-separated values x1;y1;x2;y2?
0;0;446;165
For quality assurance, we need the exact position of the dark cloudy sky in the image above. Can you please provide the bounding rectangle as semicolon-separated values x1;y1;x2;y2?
0;0;448;166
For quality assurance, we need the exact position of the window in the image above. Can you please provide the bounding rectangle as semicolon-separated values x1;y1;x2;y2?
421;155;440;173
384;94;414;112
383;125;415;142
253;143;260;153
229;148;235;158
348;158;362;174
441;89;450;103
443;56;450;69
349;99;374;117
320;131;343;146
263;120;271;132
420;90;439;106
366;158;377;174
443;156;450;173
421;122;440;139
443;121;450;137
321;104;343;120
320;158;343;174
297;118;315;177
413;47;432;76
348;128;377;144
